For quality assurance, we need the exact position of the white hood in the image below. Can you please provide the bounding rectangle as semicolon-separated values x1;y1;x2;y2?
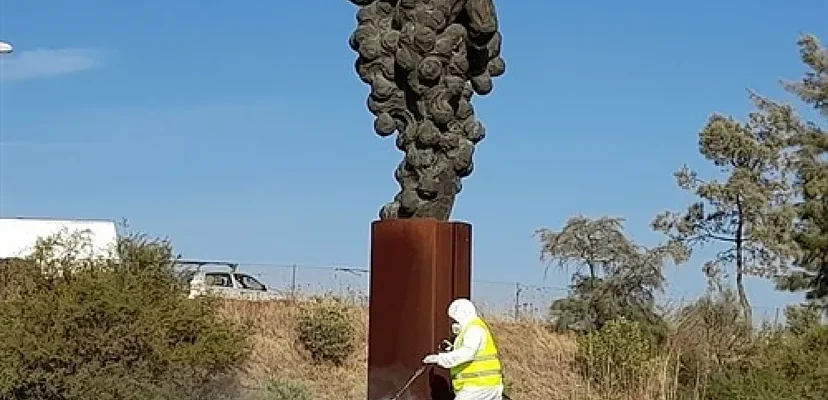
447;298;478;327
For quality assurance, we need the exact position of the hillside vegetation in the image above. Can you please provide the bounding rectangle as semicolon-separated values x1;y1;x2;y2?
220;296;827;400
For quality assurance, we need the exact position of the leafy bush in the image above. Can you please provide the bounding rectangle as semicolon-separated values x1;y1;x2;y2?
296;299;355;364
784;303;823;335
576;318;654;393
704;324;828;400
669;290;753;396
667;292;828;400
549;275;669;343
0;232;250;400
264;378;312;400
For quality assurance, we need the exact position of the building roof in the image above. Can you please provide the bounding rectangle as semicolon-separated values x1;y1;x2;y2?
0;217;118;259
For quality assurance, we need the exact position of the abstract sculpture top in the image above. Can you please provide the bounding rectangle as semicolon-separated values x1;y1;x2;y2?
348;0;505;221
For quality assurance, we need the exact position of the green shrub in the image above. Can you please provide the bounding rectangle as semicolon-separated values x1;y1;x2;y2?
576;317;654;393
704;325;828;400
669;291;753;396
784;304;823;335
547;274;669;346
264;378;312;400
0;232;250;400
296;299;356;365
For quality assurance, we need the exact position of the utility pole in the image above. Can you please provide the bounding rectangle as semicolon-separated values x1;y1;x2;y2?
290;264;298;303
0;41;12;217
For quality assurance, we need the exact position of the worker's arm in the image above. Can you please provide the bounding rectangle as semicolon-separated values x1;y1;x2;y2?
434;325;485;369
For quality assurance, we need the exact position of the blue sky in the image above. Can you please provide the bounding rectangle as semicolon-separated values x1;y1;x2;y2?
1;0;826;315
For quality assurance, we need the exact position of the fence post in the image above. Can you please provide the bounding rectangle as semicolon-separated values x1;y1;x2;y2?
514;283;521;321
291;264;297;303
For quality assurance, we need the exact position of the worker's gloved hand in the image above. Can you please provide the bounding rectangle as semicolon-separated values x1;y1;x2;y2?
422;354;440;364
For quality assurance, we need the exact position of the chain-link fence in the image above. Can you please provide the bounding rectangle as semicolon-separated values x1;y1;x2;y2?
199;262;785;324
204;263;569;319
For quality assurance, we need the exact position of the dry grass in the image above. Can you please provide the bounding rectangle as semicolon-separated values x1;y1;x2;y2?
219;299;369;399
218;299;687;400
488;321;583;399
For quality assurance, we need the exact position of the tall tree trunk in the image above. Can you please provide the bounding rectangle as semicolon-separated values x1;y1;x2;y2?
735;257;752;322
588;261;597;282
586;261;598;329
736;199;753;323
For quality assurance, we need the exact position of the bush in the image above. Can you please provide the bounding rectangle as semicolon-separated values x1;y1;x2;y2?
0;232;250;400
576;318;654;393
704;324;828;400
667;292;828;400
264;378;312;400
784;304;823;335
548;275;669;345
296;299;356;365
668;290;753;396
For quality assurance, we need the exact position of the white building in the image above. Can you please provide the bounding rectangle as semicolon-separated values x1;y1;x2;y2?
0;217;119;261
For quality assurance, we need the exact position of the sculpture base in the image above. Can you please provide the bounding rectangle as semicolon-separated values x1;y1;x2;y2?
367;218;472;400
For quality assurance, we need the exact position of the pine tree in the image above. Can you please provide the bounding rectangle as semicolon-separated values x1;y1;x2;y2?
776;35;828;309
652;92;799;323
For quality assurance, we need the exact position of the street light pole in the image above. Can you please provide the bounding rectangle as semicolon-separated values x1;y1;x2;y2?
0;41;10;216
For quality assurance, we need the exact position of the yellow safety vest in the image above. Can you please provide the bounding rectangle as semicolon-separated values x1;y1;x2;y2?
450;316;503;392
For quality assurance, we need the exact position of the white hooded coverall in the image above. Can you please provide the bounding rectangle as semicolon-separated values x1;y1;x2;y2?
423;298;504;400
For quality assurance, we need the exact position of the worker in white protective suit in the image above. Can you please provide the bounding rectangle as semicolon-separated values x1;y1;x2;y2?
422;298;504;400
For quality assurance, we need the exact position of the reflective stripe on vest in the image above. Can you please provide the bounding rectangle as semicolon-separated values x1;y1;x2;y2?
449;317;503;391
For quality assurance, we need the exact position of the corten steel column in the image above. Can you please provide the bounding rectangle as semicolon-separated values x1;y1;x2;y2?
368;218;471;400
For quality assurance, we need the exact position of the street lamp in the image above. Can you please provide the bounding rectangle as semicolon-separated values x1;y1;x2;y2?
0;40;9;218
0;41;13;54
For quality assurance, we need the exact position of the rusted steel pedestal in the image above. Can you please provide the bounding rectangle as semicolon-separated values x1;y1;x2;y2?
367;218;471;400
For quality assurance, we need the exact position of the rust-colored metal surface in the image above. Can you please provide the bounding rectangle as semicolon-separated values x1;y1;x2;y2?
368;218;471;400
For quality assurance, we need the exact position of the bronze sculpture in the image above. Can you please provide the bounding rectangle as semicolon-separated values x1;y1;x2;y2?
348;0;505;221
